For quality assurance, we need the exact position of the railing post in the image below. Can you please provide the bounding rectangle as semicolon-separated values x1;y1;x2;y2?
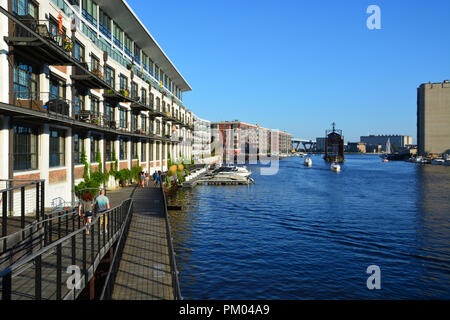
56;243;62;300
83;230;87;287
35;255;42;300
2;191;7;243
40;181;45;221
21;186;25;229
35;183;40;222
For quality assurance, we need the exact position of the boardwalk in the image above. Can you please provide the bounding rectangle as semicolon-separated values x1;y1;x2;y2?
112;187;175;300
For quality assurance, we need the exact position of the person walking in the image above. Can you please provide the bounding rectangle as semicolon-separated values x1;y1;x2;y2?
79;191;94;235
152;171;158;186
95;188;110;234
157;170;162;186
139;171;145;188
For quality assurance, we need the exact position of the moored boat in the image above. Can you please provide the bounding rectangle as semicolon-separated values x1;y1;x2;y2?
304;157;312;167
330;162;341;172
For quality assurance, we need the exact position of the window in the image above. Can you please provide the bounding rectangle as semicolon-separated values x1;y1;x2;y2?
49;128;65;167
119;138;128;160
124;33;132;57
149;118;153;134
141;115;147;132
131;113;138;131
162;101;166;113
162;143;166;160
119;108;128;128
148;59;154;76
133;43;141;65
73;133;85;164
91;56;100;74
141;88;147;105
156;142;160;160
149;92;154;108
105;100;115;123
74;41;85;62
73;86;85;117
13;125;38;171
105;138;113;161
13;62;38;100
131;82;138;100
156;120;160;134
155;65;159;81
105;65;115;88
99;9;111;38
82;0;98;26
113;22;123;49
150;142;154;160
119;75;128;91
131;140;138;159
141;141;147;161
49;75;65;100
90;96;100;116
90;135;100;163
12;0;37;18
142;52;148;71
156;97;160;111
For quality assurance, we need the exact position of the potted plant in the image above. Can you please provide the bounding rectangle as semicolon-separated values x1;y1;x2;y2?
127;63;132;70
63;38;73;52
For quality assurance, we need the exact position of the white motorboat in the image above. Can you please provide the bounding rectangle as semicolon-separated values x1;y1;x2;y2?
330;162;341;172
213;165;252;177
304;157;312;167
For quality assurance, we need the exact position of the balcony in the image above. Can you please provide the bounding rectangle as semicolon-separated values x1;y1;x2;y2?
103;87;134;103
4;17;75;66
12;91;71;118
71;63;111;90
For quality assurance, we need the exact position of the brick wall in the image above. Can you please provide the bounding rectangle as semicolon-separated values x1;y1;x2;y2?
49;169;67;184
74;165;85;180
119;161;128;170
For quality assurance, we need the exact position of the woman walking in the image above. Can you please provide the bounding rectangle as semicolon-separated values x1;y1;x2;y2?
79;191;94;235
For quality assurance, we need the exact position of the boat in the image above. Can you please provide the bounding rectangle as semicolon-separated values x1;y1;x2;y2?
382;158;389;162
298;152;307;157
212;165;252;177
431;158;445;165
330;162;341;172
304;157;312;167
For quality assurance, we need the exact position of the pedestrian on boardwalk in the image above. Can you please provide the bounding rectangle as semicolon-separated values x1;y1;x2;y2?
95;188;110;234
157;170;162;186
79;191;94;235
152;171;158;186
139;171;145;188
145;172;150;187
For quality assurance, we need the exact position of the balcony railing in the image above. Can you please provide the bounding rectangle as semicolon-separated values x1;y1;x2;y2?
71;62;111;90
13;91;71;117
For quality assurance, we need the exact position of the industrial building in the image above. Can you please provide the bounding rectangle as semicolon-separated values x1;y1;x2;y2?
0;0;196;206
417;81;450;156
360;135;412;152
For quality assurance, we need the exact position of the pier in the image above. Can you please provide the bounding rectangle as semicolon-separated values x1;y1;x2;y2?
0;182;180;300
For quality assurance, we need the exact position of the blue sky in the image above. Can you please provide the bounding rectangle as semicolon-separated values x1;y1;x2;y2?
129;0;450;142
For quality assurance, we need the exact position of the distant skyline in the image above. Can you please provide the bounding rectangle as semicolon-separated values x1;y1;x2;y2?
128;0;450;143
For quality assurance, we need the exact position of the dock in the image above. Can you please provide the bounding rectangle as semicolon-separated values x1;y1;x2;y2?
110;186;179;300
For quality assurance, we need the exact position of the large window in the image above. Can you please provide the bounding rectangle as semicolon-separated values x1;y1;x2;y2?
99;9;111;39
156;142;160;160
124;34;132;57
13;125;38;171
49;75;65;100
82;0;98;26
141;141;147;161
105;65;115;89
49;128;65;167
141;88;147;105
105;138;113;162
142;52;148;71
131;113;138;131
141;115;147;132
105;100;115;123
119;138;128;160
131;82;138;100
148;59;154;76
12;0;37;18
133;43;141;65
74;133;85;164
90;96;100;116
155;65;159;81
113;22;123;49
13;62;38;99
131;140;138;160
90;135;100;163
156;97;160;111
74;41;85;62
155;120;160;134
119;75;128;91
73;86;85;117
91;56;100;74
149;92;154;108
119;108;128;128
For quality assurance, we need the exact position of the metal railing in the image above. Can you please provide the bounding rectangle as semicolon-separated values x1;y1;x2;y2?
0;180;44;253
0;196;133;300
160;184;182;300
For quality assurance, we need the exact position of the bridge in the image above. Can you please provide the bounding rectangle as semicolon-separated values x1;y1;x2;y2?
0;179;181;300
291;138;316;152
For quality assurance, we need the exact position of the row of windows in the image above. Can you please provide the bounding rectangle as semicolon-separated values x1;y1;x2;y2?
15;125;171;171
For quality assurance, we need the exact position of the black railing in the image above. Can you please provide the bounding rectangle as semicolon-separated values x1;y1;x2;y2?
160;184;182;300
0;180;44;254
0;196;133;300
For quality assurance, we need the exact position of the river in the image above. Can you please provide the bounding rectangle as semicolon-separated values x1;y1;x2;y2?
167;155;450;299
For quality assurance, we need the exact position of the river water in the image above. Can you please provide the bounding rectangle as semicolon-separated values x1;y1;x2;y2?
167;155;450;299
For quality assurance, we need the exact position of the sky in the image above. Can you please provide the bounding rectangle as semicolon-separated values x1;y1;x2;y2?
128;0;450;143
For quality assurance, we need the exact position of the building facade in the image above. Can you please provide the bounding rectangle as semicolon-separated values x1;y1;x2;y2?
192;115;211;161
347;142;366;153
0;0;195;207
360;135;413;152
210;121;291;158
417;81;450;156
